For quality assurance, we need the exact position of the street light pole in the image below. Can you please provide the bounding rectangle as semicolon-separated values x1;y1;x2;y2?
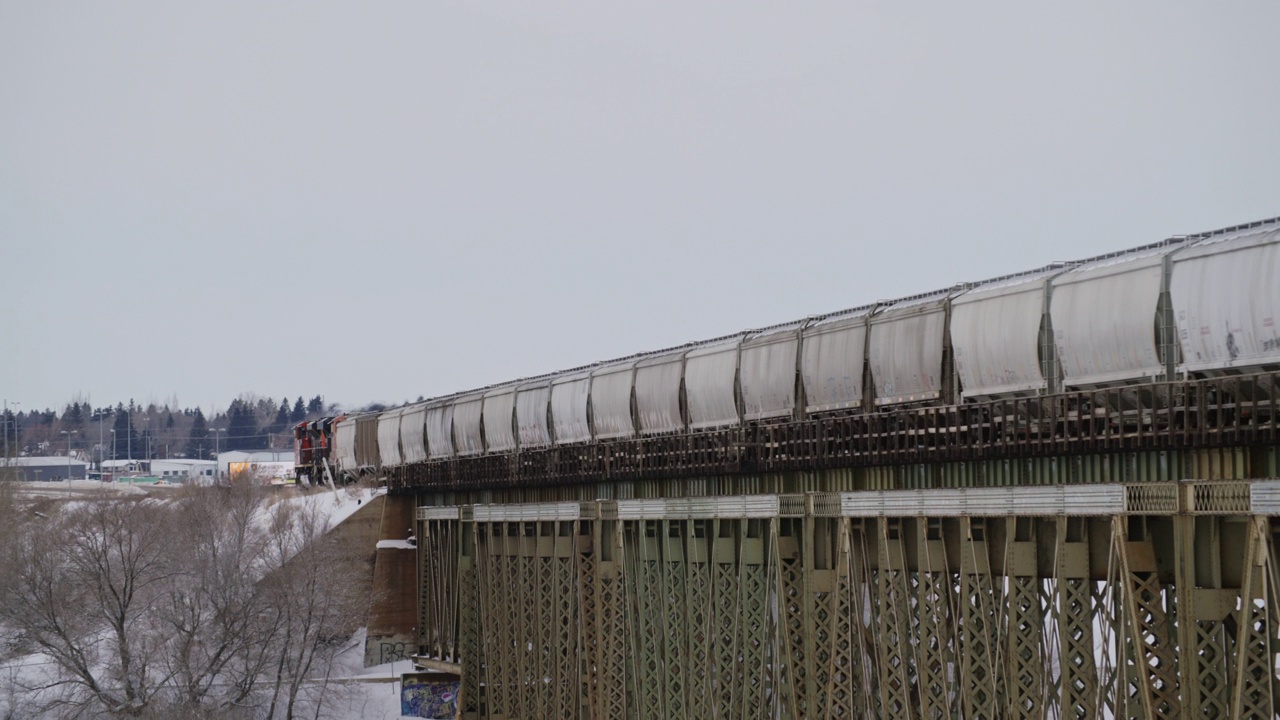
212;428;227;479
3;399;19;462
61;430;78;494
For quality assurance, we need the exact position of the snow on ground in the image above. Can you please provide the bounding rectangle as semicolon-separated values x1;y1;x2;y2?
0;650;60;716
13;478;151;499
306;628;439;720
265;483;378;530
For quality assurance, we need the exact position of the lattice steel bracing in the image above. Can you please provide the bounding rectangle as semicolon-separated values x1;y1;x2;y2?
576;521;599;720
476;524;510;718
737;521;773;719
459;534;482;719
683;522;713;718
1054;520;1099;720
1190;610;1233;719
553;525;580;717
503;525;528;718
825;520;857;718
593;521;631;720
776;520;808;718
1004;523;1045;720
807;520;837;719
411;485;1280;719
710;520;741;719
660;522;689;719
846;520;882;718
874;519;917;720
959;517;1004;720
1231;517;1277;720
1113;518;1179;720
628;523;667;719
774;517;840;719
914;519;955;720
518;526;540;715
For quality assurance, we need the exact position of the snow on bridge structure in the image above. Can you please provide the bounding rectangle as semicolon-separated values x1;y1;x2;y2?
351;216;1280;719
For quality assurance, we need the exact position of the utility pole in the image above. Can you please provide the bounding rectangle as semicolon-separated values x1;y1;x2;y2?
212;428;227;479
97;411;104;473
61;430;78;487
3;399;19;461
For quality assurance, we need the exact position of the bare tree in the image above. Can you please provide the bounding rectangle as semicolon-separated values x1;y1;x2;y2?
1;499;173;717
260;500;371;720
0;486;372;720
151;485;284;716
0;477;28;694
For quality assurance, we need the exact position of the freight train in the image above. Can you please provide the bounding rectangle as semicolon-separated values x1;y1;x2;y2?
296;217;1280;486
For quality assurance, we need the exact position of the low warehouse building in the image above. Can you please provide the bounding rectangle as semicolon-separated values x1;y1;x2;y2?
3;456;89;481
151;459;217;482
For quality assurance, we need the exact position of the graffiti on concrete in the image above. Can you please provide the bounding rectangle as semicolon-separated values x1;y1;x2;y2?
379;641;409;664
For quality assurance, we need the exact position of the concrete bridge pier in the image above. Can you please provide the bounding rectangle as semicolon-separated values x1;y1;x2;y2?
365;492;419;667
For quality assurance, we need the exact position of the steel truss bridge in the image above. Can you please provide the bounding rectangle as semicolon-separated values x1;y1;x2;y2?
398;370;1280;719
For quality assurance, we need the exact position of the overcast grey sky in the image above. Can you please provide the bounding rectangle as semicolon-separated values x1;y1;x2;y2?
3;2;1279;414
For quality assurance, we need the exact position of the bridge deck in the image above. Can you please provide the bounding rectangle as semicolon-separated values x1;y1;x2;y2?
391;371;1280;494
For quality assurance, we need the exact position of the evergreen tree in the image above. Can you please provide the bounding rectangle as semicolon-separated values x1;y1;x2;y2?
2;409;18;457
307;395;324;415
111;409;142;460
61;402;84;430
255;397;275;421
226;400;260;451
185;409;209;458
291;397;306;424
273;399;290;435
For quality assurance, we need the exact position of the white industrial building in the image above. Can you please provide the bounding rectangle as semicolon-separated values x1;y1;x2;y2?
150;459;217;482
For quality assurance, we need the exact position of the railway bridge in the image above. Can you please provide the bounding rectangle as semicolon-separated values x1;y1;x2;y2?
331;217;1280;719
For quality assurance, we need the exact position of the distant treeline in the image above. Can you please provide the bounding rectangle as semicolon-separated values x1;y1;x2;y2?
3;394;337;461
